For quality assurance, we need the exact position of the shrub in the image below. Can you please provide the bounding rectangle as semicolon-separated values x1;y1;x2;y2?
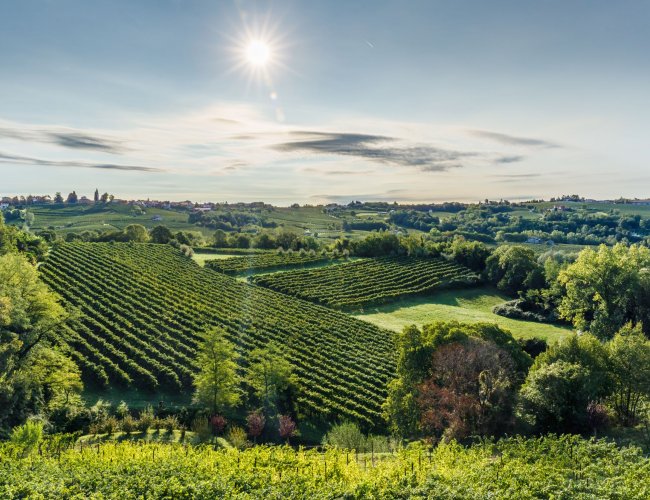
163;415;179;434
116;401;129;419
120;415;137;434
322;422;365;450
211;415;227;435
137;406;155;432
100;416;119;435
191;417;212;443
227;426;249;449
278;415;298;443
10;420;43;456
246;411;265;443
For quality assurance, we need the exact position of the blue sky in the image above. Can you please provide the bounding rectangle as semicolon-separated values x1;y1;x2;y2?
1;0;649;204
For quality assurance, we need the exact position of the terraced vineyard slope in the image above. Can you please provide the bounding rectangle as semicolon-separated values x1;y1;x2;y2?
252;256;479;309
204;251;340;275
40;243;395;426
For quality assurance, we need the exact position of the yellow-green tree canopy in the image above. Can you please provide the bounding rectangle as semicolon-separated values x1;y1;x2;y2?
558;244;650;339
193;328;242;415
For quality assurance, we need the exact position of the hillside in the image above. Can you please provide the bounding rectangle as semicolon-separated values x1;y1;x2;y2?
252;256;478;309
40;243;396;427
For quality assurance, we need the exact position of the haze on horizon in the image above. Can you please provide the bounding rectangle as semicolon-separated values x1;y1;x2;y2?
1;0;649;205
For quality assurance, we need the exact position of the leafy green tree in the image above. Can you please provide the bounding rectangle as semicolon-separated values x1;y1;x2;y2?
0;253;79;432
192;329;242;416
53;192;64;204
450;238;491;272
608;324;650;426
123;224;149;243
485;245;542;294
558;244;650;339
246;344;296;416
519;361;593;433
518;333;611;433
94;189;99;203
213;229;228;248
150;225;173;244
66;191;78;204
253;232;275;249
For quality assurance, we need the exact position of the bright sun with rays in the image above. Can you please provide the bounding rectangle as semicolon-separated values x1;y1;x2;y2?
245;40;271;66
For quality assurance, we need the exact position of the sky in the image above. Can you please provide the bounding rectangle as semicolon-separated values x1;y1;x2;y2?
1;0;649;205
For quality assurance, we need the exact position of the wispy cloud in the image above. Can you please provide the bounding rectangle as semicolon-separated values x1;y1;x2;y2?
492;173;541;178
494;155;525;164
0;126;126;153
469;130;560;148
0;151;161;172
273;131;472;171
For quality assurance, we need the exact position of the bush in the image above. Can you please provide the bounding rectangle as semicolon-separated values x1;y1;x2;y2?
493;300;551;323
116;401;129;419
120;415;137;434
163;415;179;434
10;420;43;455
322;422;365;450
227;426;249;449
191;417;212;443
137;406;155;432
99;416;119;435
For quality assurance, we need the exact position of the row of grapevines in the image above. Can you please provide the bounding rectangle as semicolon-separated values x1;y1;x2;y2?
204;251;340;275
40;243;396;426
252;256;479;309
2;435;648;498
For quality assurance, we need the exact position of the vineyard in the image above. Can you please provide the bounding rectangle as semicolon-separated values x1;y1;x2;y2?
204;251;340;275
39;243;395;426
3;435;649;498
252;257;479;309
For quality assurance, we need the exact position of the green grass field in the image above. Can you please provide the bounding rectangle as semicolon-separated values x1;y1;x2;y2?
192;252;242;266
354;286;572;343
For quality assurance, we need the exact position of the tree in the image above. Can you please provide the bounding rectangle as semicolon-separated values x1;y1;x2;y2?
100;192;109;203
485;245;542;295
53;192;64;204
558;244;650;339
66;191;78;204
192;329;241;416
94;189;99;203
0;253;78;432
150;225;173;244
123;224;149;243
384;321;530;438
253;232;275;249
246;411;265;443
246;344;296;416
417;338;517;441
213;229;228;248
450;238;491;272
608;324;650;426
278;414;297;443
518;333;611;433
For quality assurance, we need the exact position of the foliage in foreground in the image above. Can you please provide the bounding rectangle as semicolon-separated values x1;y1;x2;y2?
1;435;648;498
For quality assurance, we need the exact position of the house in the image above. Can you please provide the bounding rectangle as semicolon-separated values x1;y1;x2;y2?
526;237;543;244
151;215;163;222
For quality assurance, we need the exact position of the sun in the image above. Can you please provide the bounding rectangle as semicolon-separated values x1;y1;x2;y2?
246;40;271;66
